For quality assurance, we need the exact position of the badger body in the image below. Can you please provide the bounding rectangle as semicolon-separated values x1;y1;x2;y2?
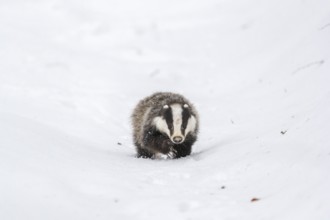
131;92;199;159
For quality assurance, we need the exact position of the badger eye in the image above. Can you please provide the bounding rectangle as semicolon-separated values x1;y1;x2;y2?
183;104;189;108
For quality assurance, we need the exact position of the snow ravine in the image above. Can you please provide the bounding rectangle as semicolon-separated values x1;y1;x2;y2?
1;0;330;219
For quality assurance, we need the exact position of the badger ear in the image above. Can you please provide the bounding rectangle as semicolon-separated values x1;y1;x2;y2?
163;104;169;109
183;104;189;108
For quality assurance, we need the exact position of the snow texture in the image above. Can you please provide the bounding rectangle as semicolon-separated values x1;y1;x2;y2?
1;0;330;219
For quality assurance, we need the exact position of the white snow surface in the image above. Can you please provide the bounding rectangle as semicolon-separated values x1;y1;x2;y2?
1;0;330;219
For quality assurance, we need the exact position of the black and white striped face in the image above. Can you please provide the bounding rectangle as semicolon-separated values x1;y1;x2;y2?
153;103;197;144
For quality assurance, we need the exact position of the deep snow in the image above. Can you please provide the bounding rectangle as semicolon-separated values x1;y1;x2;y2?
1;0;330;219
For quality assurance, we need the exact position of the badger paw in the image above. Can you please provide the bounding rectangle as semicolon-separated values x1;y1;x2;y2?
153;153;169;160
167;147;177;159
153;148;177;160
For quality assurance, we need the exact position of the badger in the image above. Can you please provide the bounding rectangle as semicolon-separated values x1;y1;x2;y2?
131;92;199;159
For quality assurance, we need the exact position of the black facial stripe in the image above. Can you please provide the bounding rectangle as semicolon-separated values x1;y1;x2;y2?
181;106;191;134
163;107;173;135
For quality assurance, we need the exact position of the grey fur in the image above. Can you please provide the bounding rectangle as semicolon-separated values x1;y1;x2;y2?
131;92;199;159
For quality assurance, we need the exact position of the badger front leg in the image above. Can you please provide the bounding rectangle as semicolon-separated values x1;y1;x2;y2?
143;129;175;159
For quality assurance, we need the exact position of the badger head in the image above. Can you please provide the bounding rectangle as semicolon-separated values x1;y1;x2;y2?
153;103;197;144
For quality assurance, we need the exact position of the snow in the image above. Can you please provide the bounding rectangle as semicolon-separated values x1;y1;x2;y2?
1;0;330;219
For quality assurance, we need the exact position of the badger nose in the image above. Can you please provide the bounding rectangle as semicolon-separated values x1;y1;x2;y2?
173;136;183;143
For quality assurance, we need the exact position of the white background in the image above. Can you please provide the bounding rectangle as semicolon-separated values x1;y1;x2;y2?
1;0;330;219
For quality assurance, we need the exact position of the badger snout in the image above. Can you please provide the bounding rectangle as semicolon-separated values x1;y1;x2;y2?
171;136;184;144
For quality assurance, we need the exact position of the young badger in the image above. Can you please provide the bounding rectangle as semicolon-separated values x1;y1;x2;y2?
131;92;199;159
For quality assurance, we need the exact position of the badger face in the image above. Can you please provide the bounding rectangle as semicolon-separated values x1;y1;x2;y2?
153;103;197;144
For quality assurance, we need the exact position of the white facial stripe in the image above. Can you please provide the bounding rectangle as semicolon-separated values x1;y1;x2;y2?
153;116;170;136
170;104;184;138
185;116;197;135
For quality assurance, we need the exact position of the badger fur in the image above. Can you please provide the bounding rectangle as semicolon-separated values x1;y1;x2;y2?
131;92;199;159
